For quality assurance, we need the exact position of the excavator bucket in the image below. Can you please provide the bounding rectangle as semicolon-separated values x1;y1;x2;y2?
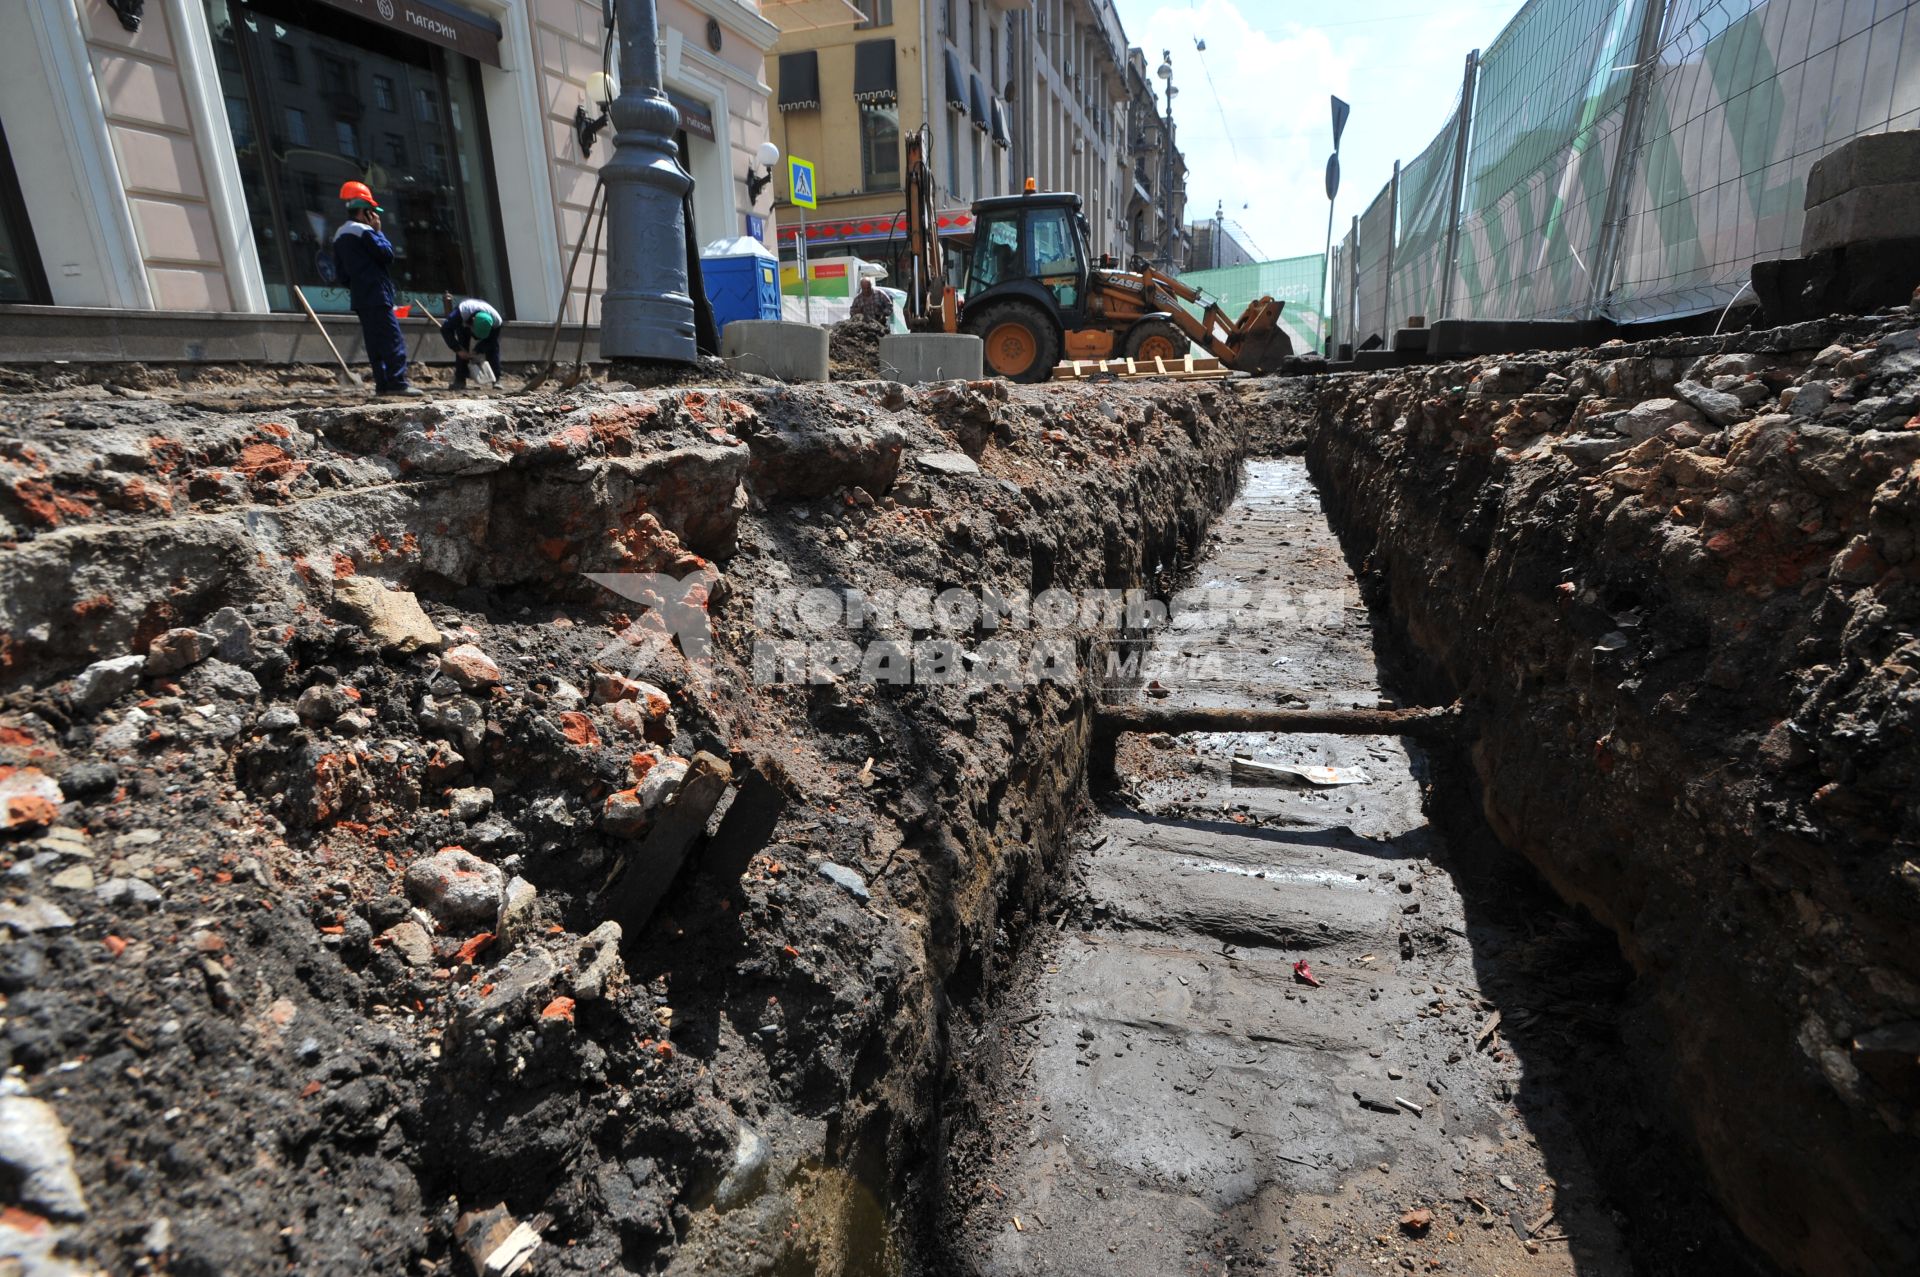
1224;297;1294;375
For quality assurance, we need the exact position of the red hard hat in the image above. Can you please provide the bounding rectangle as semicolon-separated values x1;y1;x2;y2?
339;180;376;205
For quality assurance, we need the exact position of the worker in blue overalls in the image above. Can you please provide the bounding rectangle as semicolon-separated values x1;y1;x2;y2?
440;294;504;390
332;181;420;397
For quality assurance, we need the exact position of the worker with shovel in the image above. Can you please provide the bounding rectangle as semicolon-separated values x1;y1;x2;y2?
332;181;421;397
440;294;505;390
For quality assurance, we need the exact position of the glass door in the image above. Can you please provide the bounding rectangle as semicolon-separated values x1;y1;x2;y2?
204;0;511;315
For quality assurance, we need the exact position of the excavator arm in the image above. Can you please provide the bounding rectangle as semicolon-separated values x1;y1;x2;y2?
1139;268;1292;374
902;129;958;334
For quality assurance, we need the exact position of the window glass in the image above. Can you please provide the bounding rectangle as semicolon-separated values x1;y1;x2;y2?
969;213;1020;292
204;0;509;315
853;0;892;28
1027;206;1081;308
860;103;899;191
0;121;48;303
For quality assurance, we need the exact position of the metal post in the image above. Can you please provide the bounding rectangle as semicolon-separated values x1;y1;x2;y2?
1383;159;1399;341
1322;197;1336;354
1587;0;1672;319
1347;213;1359;349
798;207;811;324
1439;49;1479;321
600;0;696;362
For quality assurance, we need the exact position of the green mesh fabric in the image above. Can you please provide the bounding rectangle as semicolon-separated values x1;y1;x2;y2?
1176;253;1328;355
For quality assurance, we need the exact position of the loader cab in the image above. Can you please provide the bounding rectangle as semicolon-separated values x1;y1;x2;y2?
966;193;1092;323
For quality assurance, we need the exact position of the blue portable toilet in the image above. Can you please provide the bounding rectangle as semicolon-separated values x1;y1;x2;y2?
700;237;781;332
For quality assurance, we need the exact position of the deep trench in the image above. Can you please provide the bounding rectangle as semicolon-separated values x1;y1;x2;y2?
921;443;1775;1276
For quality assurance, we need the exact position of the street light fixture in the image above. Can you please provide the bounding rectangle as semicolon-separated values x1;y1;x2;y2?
575;72;616;159
746;140;781;207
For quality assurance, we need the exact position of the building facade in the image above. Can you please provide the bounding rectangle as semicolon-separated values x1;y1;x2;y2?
764;0;1139;288
1121;44;1189;272
1188;212;1256;270
0;0;782;325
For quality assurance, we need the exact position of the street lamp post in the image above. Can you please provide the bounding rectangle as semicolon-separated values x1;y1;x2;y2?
1155;52;1177;271
600;0;696;363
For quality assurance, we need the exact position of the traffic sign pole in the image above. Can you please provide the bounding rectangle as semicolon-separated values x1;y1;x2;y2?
788;156;818;325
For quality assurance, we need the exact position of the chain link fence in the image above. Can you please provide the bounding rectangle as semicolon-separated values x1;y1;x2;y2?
1326;0;1920;351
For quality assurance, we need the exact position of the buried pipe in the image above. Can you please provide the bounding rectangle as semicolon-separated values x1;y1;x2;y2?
1089;701;1462;792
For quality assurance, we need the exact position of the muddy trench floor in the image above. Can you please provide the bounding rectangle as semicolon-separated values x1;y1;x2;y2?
934;459;1774;1277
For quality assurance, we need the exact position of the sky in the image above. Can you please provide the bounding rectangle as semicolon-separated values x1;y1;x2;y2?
1111;0;1528;266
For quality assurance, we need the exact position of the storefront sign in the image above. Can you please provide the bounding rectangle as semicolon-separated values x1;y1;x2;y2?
667;92;716;144
311;0;503;67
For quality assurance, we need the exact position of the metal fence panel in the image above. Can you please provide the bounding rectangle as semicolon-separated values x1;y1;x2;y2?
1390;111;1462;328
1330;227;1355;350
1355;186;1396;343
1609;0;1920;322
1451;0;1652;319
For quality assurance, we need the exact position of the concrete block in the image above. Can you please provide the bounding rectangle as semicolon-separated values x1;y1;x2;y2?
1428;318;1615;357
1804;129;1920;209
721;320;829;383
876;333;984;384
1800;183;1920;254
1391;327;1431;354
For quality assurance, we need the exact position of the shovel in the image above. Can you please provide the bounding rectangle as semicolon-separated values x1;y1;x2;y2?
559;196;609;390
522;178;605;393
292;285;363;388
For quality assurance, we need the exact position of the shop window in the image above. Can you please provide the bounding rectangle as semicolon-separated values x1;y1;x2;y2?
859;103;899;192
0;121;49;304
204;0;511;316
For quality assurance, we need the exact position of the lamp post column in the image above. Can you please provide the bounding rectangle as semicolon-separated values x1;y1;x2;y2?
601;0;696;362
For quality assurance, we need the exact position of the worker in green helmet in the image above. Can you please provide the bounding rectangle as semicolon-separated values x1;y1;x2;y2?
440;294;505;390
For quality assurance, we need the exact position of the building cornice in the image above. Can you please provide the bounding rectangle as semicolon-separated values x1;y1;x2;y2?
683;0;782;53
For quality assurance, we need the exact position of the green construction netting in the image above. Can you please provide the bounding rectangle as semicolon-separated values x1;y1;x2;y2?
1327;0;1920;334
1176;253;1328;355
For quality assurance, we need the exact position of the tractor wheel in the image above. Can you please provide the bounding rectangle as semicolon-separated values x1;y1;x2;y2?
1124;318;1190;364
966;301;1060;383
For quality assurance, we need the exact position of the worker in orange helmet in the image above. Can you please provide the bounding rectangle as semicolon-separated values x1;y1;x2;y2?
332;181;420;397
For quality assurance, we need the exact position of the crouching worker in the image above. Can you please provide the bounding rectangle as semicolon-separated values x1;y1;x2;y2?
441;295;504;390
332;181;420;397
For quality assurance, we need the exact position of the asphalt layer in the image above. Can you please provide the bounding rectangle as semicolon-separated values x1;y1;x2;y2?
942;460;1634;1276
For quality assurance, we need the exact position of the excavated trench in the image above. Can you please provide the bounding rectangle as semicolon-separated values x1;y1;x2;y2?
929;455;1768;1277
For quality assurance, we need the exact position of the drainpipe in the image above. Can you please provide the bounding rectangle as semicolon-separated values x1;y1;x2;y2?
601;0;695;362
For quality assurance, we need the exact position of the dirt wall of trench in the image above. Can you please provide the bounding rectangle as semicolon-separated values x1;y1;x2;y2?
0;376;1244;1274
1301;314;1920;1277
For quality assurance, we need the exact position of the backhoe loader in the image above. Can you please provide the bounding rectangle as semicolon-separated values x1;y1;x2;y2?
897;128;1293;382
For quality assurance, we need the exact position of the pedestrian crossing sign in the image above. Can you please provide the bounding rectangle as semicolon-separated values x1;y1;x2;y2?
788;156;817;210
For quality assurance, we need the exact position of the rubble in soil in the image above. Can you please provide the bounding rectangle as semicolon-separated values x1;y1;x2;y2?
0;373;1244;1273
1307;309;1920;1277
827;320;889;381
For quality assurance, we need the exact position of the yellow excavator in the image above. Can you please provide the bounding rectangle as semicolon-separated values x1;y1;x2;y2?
898;128;1293;382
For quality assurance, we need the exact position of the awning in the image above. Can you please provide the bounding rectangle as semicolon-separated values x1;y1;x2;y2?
990;97;1010;148
969;74;990;131
853;39;897;105
667;91;716;143
311;0;501;67
778;50;821;111
944;48;967;114
776;209;976;247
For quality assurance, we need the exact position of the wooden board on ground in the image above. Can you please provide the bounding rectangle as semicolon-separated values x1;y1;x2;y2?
1051;353;1229;381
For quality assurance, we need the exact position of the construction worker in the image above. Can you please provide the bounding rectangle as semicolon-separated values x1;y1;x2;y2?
440;294;504;390
332;181;420;397
850;276;891;325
